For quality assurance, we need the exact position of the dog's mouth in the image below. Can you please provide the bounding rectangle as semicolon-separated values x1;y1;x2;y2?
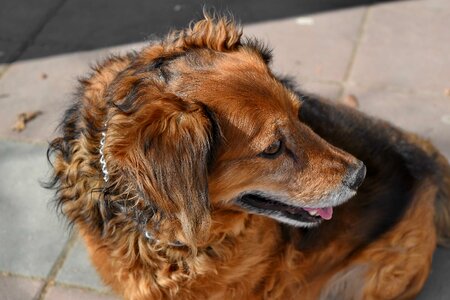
236;193;334;226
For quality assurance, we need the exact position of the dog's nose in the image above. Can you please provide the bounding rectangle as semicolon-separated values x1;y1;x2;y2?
343;161;366;190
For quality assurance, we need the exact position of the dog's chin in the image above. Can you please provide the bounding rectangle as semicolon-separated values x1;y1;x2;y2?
235;188;356;228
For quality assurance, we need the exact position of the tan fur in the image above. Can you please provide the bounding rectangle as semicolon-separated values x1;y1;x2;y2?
47;16;450;299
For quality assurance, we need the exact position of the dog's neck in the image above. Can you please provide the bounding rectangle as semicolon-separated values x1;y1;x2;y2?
99;122;186;248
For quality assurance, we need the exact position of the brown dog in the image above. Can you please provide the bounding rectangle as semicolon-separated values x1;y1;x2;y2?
47;16;450;299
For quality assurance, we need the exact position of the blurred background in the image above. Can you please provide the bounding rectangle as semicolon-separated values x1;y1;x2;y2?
0;0;449;299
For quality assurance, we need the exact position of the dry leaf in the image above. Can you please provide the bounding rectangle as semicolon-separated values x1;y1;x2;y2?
444;88;450;97
12;111;43;132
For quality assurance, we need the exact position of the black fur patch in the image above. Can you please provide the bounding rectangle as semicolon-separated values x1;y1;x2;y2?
112;77;145;114
44;97;83;224
199;103;223;171
243;37;273;64
277;74;299;92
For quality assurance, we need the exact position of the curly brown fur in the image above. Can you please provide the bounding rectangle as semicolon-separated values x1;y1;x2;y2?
47;15;450;300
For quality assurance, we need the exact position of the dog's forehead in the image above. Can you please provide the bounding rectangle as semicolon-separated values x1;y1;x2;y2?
154;47;300;138
171;50;298;112
198;81;298;142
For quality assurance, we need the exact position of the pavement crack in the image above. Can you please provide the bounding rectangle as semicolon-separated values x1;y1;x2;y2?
341;5;372;97
0;0;69;79
35;232;78;300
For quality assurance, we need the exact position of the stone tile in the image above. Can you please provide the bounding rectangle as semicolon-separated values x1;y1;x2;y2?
0;274;44;300
0;42;145;143
45;285;119;300
23;0;381;53
30;0;331;54
418;247;450;300
352;88;450;160
56;238;109;292
0;0;65;42
16;42;81;62
349;0;450;93
19;41;145;62
30;0;192;51
0;40;24;65
245;6;366;82
298;80;342;101
0;141;68;277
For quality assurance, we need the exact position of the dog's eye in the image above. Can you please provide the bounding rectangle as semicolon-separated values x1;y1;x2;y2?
261;140;283;158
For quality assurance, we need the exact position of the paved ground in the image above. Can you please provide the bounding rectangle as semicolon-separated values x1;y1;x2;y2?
1;0;449;299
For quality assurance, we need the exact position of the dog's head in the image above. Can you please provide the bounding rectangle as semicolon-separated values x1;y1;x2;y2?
69;16;365;248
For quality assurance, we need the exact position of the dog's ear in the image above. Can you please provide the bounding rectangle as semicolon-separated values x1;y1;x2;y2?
106;94;218;246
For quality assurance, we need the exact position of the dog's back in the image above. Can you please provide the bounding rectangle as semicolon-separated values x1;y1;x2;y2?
411;134;450;247
296;94;450;299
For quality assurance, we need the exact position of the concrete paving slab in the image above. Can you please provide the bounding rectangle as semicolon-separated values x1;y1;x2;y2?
0;0;65;42
22;0;383;60
353;88;450;160
349;0;450;93
299;80;343;101
418;247;450;300
0;42;145;143
0;40;24;65
45;285;119;300
56;238;109;292
0;141;68;277
17;43;81;62
30;0;191;51
0;274;44;300
245;6;366;83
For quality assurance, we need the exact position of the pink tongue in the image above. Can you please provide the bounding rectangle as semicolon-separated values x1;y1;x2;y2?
304;207;333;220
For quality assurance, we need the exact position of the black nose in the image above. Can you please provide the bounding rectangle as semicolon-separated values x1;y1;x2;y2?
344;161;366;190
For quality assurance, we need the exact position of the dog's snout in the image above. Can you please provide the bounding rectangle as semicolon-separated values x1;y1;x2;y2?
344;161;366;190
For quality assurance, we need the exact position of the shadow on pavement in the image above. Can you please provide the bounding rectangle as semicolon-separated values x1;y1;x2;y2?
1;0;400;63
